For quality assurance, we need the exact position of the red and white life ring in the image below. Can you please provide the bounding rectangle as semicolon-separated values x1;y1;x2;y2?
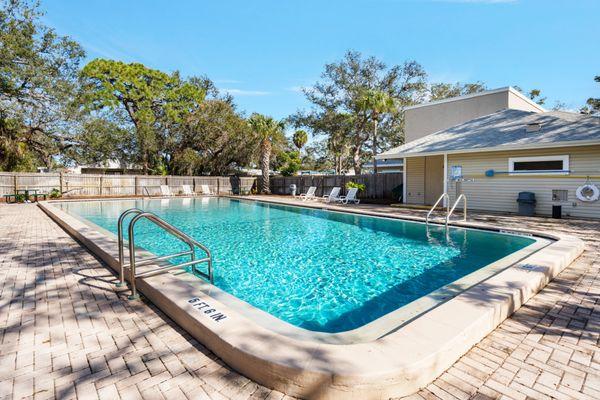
576;184;600;202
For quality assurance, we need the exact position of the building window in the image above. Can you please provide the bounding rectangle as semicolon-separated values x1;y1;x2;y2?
508;155;569;175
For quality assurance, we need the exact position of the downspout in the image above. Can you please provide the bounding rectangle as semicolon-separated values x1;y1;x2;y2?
443;153;448;207
403;157;407;204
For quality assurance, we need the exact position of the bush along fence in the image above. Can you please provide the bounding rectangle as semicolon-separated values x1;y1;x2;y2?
0;172;257;199
269;173;404;201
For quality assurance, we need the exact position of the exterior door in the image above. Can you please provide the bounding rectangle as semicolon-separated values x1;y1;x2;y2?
424;155;444;205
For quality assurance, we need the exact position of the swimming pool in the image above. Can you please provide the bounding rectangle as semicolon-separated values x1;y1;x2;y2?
57;197;539;334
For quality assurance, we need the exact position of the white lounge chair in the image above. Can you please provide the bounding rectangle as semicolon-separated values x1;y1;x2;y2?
323;187;341;203
339;187;360;204
200;184;215;195
160;185;174;196
299;186;317;201
182;184;196;196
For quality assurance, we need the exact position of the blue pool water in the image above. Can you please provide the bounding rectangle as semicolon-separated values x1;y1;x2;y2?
59;198;535;333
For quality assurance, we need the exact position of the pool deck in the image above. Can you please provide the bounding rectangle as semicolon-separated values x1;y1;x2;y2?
1;198;599;399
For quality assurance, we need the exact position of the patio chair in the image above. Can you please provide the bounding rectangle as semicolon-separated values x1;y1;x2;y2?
182;185;196;196
299;186;317;201
200;184;215;195
339;187;360;205
160;185;174;196
323;187;341;203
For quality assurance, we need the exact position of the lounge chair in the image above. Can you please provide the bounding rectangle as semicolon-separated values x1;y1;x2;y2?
323;187;341;203
160;185;174;196
339;187;360;204
200;184;215;195
299;186;317;201
182;184;196;196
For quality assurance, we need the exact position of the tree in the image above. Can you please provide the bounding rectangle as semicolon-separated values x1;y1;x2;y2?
277;150;302;176
169;99;256;175
292;129;308;151
79;59;205;174
429;82;487;101
356;89;395;173
581;75;600;114
0;0;85;170
248;113;285;193
292;51;427;174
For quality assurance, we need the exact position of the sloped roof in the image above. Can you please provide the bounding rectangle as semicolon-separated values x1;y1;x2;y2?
378;109;600;158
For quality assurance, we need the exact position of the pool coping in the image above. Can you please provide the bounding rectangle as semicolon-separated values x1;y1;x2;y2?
38;198;585;399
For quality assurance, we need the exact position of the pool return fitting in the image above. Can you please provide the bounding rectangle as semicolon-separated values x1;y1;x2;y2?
117;208;213;300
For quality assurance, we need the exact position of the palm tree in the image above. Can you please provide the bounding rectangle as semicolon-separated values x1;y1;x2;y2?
292;129;308;151
248;113;285;193
357;90;396;174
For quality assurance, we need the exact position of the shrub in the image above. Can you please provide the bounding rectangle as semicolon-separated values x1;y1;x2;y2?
346;181;366;192
49;188;62;199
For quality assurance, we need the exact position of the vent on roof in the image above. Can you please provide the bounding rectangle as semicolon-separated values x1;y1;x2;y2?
526;122;542;132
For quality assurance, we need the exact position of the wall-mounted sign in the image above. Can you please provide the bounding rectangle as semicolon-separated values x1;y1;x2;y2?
450;166;463;181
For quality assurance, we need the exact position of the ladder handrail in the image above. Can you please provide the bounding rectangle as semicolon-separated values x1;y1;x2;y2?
117;208;144;286
426;193;449;225
117;209;213;299
446;194;467;225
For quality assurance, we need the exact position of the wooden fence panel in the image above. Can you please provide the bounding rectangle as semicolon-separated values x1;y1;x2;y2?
269;173;403;200
0;172;257;199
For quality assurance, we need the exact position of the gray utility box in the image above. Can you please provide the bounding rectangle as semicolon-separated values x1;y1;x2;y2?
516;192;536;216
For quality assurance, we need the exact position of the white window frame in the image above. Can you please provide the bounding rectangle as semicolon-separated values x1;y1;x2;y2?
508;155;569;175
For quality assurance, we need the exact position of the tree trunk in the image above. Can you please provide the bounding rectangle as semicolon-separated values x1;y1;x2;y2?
352;145;362;175
260;139;271;194
372;119;378;174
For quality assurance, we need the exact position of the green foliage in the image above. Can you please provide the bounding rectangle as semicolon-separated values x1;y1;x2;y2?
0;0;85;170
49;188;61;199
581;75;600;114
346;181;366;192
291;50;427;174
79;59;205;173
292;129;308;150
278;150;302;176
170;100;256;175
248;113;286;193
429;82;487;101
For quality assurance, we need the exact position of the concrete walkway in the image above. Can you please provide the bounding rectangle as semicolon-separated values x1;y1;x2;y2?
1;201;599;400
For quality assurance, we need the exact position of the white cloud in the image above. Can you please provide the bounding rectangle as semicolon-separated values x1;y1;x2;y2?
287;86;305;93
221;89;271;96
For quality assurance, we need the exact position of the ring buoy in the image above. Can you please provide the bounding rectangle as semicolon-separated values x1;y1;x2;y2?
576;184;600;202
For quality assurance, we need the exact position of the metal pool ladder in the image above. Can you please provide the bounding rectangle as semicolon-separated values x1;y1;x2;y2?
426;193;467;228
117;208;213;300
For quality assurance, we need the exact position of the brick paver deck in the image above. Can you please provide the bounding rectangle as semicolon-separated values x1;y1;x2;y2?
1;201;599;400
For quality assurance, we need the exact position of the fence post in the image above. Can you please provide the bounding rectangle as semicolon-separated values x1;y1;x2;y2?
59;172;64;193
13;174;18;194
99;175;103;196
134;176;139;196
217;177;220;195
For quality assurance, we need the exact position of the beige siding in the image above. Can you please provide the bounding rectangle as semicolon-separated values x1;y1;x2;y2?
507;91;546;113
404;88;545;144
405;92;509;143
446;145;600;219
406;157;425;204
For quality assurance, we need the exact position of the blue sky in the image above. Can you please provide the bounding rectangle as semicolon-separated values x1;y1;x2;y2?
43;0;599;119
